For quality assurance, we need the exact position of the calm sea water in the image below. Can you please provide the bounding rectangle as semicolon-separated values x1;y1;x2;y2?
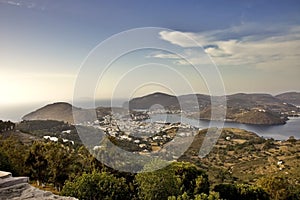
0;100;126;122
0;103;47;122
147;114;300;140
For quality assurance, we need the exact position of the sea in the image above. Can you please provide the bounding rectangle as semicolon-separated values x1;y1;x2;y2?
147;114;300;140
0;100;126;122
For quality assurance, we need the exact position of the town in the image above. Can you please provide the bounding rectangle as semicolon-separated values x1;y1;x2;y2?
79;110;198;154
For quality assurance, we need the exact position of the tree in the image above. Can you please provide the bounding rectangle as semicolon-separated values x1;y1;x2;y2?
168;191;220;200
257;175;298;200
25;141;50;184
214;183;269;200
194;192;220;200
0;151;12;172
171;162;209;196
0;135;28;175
213;184;238;200
135;160;210;200
25;140;78;190
61;171;130;200
237;184;269;200
0;120;15;132
287;136;297;144
44;142;75;190
168;192;190;200
135;159;181;200
287;188;300;200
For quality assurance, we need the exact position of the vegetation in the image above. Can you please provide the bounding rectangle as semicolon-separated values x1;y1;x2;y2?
135;160;181;200
61;171;130;200
17;120;81;144
214;183;269;200
0;122;300;200
0;150;12;172
0;135;27;175
0;120;15;132
25;141;77;190
257;175;300;200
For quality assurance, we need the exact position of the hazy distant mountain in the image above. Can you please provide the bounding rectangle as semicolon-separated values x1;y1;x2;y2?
226;93;297;112
22;102;79;124
276;92;300;106
129;92;296;111
227;93;280;108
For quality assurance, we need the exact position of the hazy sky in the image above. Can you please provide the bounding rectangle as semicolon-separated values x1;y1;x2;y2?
1;0;300;106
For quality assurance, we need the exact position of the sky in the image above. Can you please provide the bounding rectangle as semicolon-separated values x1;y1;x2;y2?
1;0;300;108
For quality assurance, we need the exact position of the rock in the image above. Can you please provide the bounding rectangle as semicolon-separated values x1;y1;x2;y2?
0;171;77;200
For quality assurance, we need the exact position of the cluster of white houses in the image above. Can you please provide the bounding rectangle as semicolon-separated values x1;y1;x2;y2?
92;112;197;153
43;135;74;145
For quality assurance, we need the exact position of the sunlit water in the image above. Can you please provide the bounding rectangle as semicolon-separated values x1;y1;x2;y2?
147;114;300;140
0;100;125;122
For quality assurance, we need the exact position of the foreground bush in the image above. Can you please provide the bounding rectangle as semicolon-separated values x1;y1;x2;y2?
61;171;130;200
135;160;209;200
257;175;300;200
214;183;269;200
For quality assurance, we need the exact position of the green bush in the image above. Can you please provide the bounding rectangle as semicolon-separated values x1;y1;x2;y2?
135;160;209;200
257;175;300;200
214;183;269;200
61;171;130;200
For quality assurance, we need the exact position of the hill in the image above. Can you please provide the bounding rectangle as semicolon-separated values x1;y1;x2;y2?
276;92;300;106
128;92;180;110
179;128;300;186
22;102;79;124
226;93;288;109
128;92;299;125
233;109;286;125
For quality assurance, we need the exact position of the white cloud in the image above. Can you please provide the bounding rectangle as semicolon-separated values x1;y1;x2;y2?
159;31;209;48
149;51;181;59
204;45;232;58
157;23;300;70
148;49;213;66
6;0;21;6
0;0;40;10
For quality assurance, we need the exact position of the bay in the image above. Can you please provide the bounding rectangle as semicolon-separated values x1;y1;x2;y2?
147;114;300;140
